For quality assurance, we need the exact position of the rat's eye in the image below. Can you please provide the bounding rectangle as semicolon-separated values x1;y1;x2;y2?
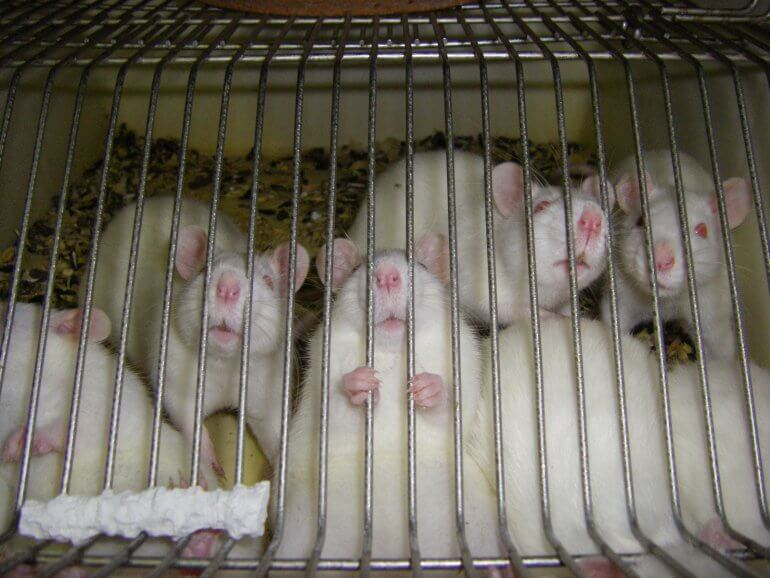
695;223;708;239
262;274;274;290
635;216;644;228
534;200;551;214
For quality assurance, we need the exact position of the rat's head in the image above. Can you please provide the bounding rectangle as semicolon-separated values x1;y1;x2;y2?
173;226;309;357
492;162;609;304
317;234;449;350
0;302;111;377
613;169;750;297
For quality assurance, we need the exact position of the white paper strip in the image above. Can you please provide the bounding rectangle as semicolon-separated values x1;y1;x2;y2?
19;482;270;544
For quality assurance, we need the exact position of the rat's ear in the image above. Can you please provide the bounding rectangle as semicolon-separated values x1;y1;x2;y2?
267;242;310;295
711;177;751;230
176;225;208;280
613;170;655;215
316;239;362;290
416;233;450;284
492;162;525;218
580;175;614;205
51;307;111;343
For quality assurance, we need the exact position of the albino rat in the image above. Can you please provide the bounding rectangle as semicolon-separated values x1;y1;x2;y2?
348;150;610;326
276;234;492;563
467;317;769;577
601;151;751;360
82;197;309;472
0;302;221;573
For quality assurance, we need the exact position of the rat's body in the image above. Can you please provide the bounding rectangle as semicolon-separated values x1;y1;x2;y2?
601;151;751;360
276;236;490;562
0;302;220;564
467;318;769;575
348;150;609;326
82;197;308;469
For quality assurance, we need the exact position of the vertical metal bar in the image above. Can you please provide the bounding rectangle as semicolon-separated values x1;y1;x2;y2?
4;2;166;514
594;5;761;577
360;17;379;578
149;5;236;491
645;13;770;533
430;12;502;578
527;3;640;576
489;5;585;576
255;18;321;578
307;15;351;578
0;0;129;409
61;15;186;497
402;15;423;578
104;7;219;492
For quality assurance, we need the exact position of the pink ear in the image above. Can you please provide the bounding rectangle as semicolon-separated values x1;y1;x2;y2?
416;233;449;284
268;242;310;295
492;162;525;218
614;170;655;215
51;307;111;343
316;239;362;290
176;226;208;281
711;177;751;230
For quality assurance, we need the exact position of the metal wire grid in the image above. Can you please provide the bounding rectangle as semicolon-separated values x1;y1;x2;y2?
0;0;768;575
0;0;769;66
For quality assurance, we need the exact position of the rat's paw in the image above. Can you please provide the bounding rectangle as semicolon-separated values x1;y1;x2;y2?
182;529;221;559
201;429;225;480
342;366;380;406
699;518;743;551
410;372;445;409
580;556;625;578
2;428;26;462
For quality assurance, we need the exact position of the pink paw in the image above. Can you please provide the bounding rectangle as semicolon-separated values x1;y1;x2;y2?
409;372;445;409
580;556;625;578
182;529;221;559
700;518;743;551
2;427;63;462
342;366;380;406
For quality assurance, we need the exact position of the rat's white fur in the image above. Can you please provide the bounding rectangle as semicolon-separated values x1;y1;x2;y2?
83;197;307;464
276;243;488;563
601;151;751;360
0;302;219;558
466;318;769;566
348;150;609;326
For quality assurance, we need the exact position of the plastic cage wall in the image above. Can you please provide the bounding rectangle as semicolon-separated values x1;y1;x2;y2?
0;0;769;576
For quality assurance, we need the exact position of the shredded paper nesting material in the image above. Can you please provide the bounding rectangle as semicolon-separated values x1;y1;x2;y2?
19;482;270;544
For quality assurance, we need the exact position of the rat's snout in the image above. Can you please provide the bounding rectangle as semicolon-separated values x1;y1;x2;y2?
215;272;242;306
577;206;603;245
375;263;401;293
654;242;675;274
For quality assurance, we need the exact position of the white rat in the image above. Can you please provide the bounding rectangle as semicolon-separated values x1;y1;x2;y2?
347;150;610;326
601;151;751;360
82;196;309;472
0;301;221;573
276;234;492;563
467;317;769;577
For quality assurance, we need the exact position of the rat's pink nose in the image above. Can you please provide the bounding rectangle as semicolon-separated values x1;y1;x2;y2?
216;273;241;304
376;264;401;292
654;243;675;273
578;206;603;243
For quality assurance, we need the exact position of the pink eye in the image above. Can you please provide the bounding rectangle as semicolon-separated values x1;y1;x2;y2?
695;223;708;239
534;200;551;214
263;274;274;290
